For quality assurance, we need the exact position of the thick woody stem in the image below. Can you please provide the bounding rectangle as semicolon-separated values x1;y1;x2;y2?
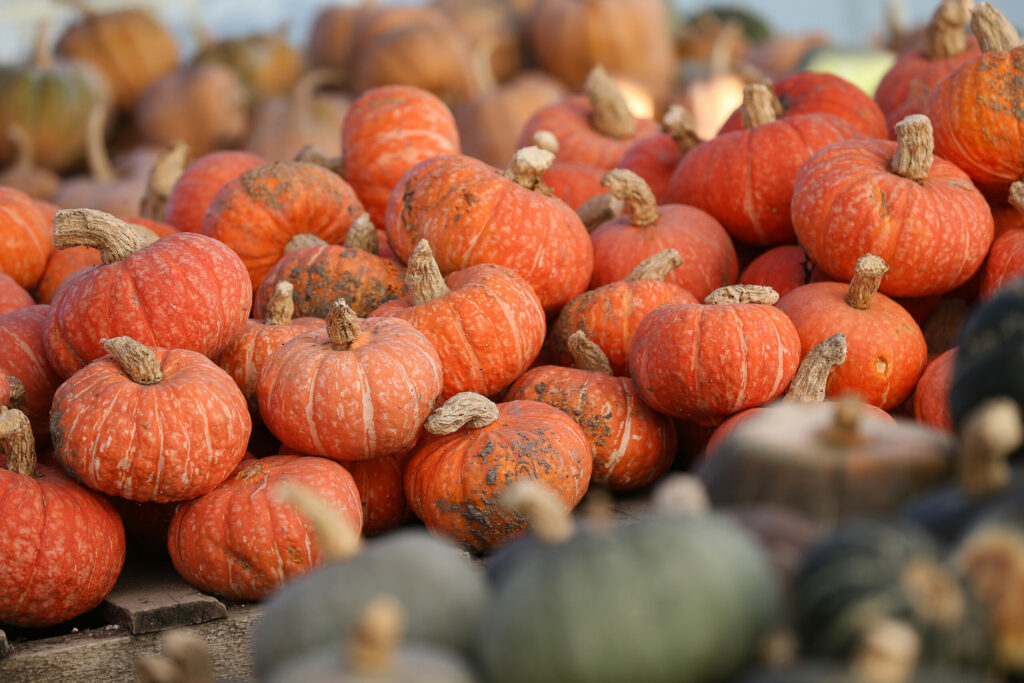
103;337;164;385
567;331;613;375
625;249;683;282
0;408;36;477
1009;181;1024;216
504;146;555;194
925;0;972;59
284;232;328;254
531;130;559;155
53;209;151;264
576;193;623;232
705;285;779;305
820;394;865;446
32;22;51;69
290;68;345;120
971;3;1021;53
326;300;360;349
425;392;500;435
583;65;636;139
264;281;295;326
650;473;710;515
785;334;848;402
846;254;889;310
662;104;701;155
500;479;574;544
406;240;450;305
601;169;660;226
741;84;780;129
7;377;25;412
295;145;344;176
6;124;34;172
139;140;190;221
343;213;379;254
850;619;921;683
349;596;405;675
889;115;934;181
958;396;1021;495
84;103;116;182
275;481;363;562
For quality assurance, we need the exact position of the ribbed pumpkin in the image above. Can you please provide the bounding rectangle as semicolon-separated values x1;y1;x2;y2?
404;393;592;552
589;169;737;300
915;348;956;432
44;210;252;378
193;30;302;102
384;147;593;313
616;105;702;202
201;161;365;288
369;240;545;401
51;337;251;503
253;215;406;319
928;4;1024;200
0;273;32;315
875;0;980;135
168;455;363;601
0;185;50;290
630;285;802;425
258;300;443;462
549;249;698;375
516;67;660;171
777;254;928;410
341;85;461;228
738;244;831;298
540;160;605;211
666;83;866;247
0;408;126;627
505;332;676;490
981;183;1024;299
218;282;324;412
0;305;61;444
793;115;993;298
56;5;178;110
164;150;265;234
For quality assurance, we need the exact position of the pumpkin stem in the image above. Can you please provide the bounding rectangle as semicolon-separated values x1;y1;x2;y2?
601;169;660;226
326;300;361;349
531;130;559;155
343;213;379;254
1008;180;1024;217
650;473;710;515
567;331;613;375
705;284;779;305
53;209;153;264
284;232;329;254
0;408;36;477
958;396;1020;496
349;596;405;675
900;557;968;628
139;140;190;221
971;2;1021;53
84;103;117;182
136;631;215;683
275;481;363;562
294;145;344;176
6;123;35;173
785;333;848;403
846;254;889;310
819;394;865;446
741;83;780;129
290;68;345;122
500;479;574;544
103;337;164;385
889;115;934;181
406;240;450;305
504;146;555;194
425;392;499;435
264;281;295;326
468;36;500;95
925;0;973;59
662;104;701;155
7;377;25;412
31;21;52;70
583;65;636;140
625;248;683;282
850;618;922;683
576;193;623;232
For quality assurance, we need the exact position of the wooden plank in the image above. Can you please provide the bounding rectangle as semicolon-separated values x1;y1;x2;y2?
98;558;227;635
0;604;260;682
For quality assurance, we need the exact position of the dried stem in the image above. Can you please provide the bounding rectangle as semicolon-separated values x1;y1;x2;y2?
326;300;360;349
785;334;848;402
295;145;344;176
0;408;36;476
6;123;34;172
264;281;295;325
139;140;190;221
576;193;623;232
705;285;779;305
343;213;378;254
650;473;710;515
84;103;116;182
284;232;328;254
567;331;613;375
819;394;865;446
1008;181;1024;216
662;105;701;154
625;249;683;282
601;169;659;226
7;377;25;412
846;254;889;310
275;481;363;562
500;479;574;544
31;22;51;69
425;392;500;435
925;0;973;59
53;209;152;264
584;65;636;139
971;2;1021;53
103;337;164;385
531;130;559;155
850;618;921;683
504;146;554;194
349;596;405;675
958;396;1021;495
406;240;450;305
889;115;934;181
741;84;780;129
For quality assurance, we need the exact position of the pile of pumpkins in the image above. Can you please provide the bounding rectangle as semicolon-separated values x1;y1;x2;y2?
5;0;1024;680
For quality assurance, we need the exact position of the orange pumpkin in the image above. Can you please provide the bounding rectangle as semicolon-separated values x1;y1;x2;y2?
981;182;1024;300
914;347;955;432
164;150;265;234
738;245;831;299
0;186;50;290
0;273;32;315
616;105;701;202
0;305;62;444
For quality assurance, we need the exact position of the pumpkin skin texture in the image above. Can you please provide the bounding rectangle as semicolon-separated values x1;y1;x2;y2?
617;133;684;203
51;340;252;503
369;244;546;401
164;150;265;234
168;456;363;602
342;85;461;227
384;152;594;314
915;348;955;432
0;409;126;628
258;306;443;462
0;306;62;443
201;162;365;288
478;512;781;683
0;274;32;315
982;228;1024;300
629;288;802;425
404;397;592;553
541;161;606;210
739;245;832;298
253;530;488;679
0;186;50;290
791;124;993;298
44;221;253;379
